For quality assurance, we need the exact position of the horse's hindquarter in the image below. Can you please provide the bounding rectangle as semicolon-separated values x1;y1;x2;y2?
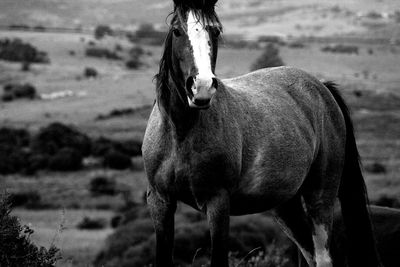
223;67;346;215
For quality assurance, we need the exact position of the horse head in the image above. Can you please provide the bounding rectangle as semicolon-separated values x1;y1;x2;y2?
158;0;222;109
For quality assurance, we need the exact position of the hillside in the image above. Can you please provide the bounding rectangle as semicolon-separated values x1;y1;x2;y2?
0;0;399;40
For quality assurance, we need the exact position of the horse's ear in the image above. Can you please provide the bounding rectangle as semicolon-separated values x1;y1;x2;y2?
173;0;218;9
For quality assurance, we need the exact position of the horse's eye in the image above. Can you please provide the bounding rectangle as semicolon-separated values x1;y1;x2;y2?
214;28;221;37
173;28;182;37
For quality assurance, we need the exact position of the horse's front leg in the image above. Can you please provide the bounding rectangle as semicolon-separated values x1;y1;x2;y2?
147;187;177;267
206;190;230;267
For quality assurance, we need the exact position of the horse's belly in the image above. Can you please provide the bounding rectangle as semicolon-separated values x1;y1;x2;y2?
230;159;311;215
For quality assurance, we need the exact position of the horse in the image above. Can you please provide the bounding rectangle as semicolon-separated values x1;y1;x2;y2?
142;1;382;266
298;205;400;267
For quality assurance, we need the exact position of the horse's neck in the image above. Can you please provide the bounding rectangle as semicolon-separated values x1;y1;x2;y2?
161;81;200;141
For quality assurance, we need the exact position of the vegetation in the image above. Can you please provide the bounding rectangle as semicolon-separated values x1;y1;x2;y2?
103;150;132;170
2;83;37;102
0;38;49;63
85;47;121;60
95;205;294;267
89;176;117;196
94;25;113;40
128;23;166;45
251;43;285;71
77;216;107;230
84;67;98;78
48;147;83;171
0;195;60;266
125;46;145;69
321;44;359;54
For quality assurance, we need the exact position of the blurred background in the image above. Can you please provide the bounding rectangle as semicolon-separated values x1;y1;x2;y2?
0;0;399;266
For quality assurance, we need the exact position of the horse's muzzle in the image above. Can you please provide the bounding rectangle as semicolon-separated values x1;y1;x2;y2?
186;77;218;109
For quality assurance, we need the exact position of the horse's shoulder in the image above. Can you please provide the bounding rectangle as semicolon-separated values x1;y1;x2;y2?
142;105;171;165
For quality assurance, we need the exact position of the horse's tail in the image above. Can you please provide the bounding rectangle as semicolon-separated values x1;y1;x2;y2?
323;81;382;267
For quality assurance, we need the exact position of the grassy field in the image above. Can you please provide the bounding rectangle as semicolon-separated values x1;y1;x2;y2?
1;25;399;266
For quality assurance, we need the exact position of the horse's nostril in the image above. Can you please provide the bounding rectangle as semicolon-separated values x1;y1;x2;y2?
193;98;211;106
212;78;218;89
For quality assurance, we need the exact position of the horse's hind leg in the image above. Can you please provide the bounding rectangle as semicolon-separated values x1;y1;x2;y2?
274;194;316;266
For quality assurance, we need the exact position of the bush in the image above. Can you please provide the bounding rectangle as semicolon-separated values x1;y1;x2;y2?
31;122;91;156
89;176;117;196
2;83;37;101
95;206;294;267
0;127;30;147
0;146;29;174
251;43;285;71
85;47;121;60
9;191;41;208
130;23;166;45
91;137;142;157
84;67;98;78
0;38;49;63
77;216;107;230
364;162;386;174
94;25;113;40
125;46;145;69
0;195;60;266
321;44;359;54
103;150;132;170
48;147;83;171
373;195;400;208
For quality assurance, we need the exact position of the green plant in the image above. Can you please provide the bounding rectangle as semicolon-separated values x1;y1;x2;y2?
89;176;117;196
103;150;132;170
31;122;91;156
77;216;107;230
94;25;113;39
84;67;98;78
0;195;60;266
48;147;83;171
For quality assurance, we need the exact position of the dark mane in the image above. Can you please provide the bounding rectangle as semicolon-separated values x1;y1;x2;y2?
155;4;222;116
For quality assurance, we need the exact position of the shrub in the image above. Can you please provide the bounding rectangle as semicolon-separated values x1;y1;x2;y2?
25;154;50;175
9;191;41;208
0;38;49;63
48;147;83;171
31;122;91;156
251;43;285;71
103;150;132;170
321;44;358;54
85;47;121;60
91;137;142;157
21;61;31;71
89;176;117;196
84;67;98;78
0;195;60;266
364;162;386;174
94;25;113;40
0;146;29;174
125;46;145;69
131;23;166;45
114;139;142;157
77;216;107;230
373;195;400;208
2;83;37;101
0;127;30;147
95;206;294;267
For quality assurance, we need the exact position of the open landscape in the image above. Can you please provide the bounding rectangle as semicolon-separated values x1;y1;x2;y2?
0;0;400;266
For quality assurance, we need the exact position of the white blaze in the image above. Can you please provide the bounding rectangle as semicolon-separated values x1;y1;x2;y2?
186;10;214;89
312;224;332;267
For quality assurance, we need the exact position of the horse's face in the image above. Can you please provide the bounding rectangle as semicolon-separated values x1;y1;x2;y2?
171;10;221;109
